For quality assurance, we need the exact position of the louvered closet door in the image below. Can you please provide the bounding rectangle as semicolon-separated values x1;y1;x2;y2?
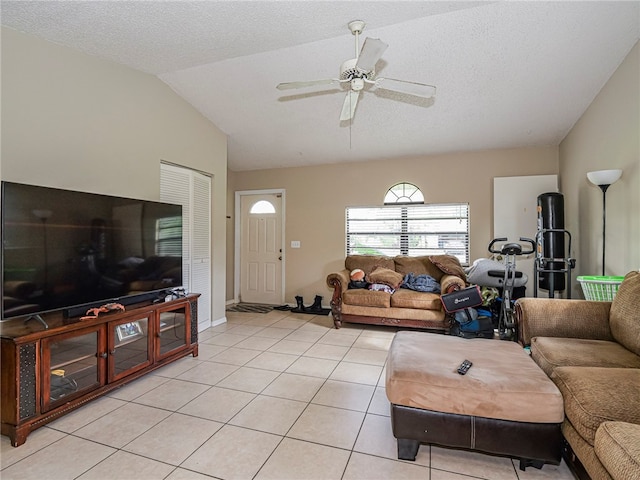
160;163;211;326
190;172;211;324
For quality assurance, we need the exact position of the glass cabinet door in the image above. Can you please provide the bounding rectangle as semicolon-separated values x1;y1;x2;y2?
157;305;188;359
42;326;104;410
109;314;152;381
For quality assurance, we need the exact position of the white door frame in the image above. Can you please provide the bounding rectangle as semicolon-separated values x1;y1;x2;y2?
234;189;286;304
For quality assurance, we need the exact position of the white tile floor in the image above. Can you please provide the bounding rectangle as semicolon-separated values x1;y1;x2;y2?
0;309;577;480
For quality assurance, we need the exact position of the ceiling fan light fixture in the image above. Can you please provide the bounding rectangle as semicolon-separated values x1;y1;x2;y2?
351;78;364;91
340;58;373;81
276;19;436;122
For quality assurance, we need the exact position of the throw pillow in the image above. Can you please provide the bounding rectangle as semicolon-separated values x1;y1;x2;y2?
367;266;404;290
429;255;467;281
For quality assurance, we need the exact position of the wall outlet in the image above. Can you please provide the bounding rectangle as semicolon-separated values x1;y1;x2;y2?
291;240;301;248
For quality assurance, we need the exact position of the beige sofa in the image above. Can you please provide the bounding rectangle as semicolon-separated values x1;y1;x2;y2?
516;270;640;480
326;254;466;330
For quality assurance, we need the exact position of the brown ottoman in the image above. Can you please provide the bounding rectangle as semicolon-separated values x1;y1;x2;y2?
386;331;564;470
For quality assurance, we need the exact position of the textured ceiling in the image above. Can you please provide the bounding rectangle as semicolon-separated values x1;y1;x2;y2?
2;1;639;171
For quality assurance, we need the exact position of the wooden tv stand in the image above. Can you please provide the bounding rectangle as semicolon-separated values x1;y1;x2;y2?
1;294;199;447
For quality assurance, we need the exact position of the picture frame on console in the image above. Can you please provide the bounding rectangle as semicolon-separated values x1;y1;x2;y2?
116;321;143;341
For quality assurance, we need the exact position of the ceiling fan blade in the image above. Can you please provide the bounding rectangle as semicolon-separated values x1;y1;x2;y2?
356;38;388;73
339;90;360;121
374;77;436;98
276;79;339;90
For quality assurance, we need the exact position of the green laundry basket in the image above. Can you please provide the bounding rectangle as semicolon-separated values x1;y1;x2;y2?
577;275;624;301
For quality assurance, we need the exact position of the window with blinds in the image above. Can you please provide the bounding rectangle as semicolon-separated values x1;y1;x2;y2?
346;203;470;265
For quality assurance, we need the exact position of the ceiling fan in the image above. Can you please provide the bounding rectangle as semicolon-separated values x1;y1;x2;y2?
276;20;436;122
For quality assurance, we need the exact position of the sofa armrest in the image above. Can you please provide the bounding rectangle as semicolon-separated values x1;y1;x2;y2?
440;274;466;294
327;269;349;290
327;270;350;327
516;298;614;346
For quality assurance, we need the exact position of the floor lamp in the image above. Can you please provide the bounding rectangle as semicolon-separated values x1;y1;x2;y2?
586;169;622;276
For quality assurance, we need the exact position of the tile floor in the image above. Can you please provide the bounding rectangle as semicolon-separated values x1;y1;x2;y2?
0;309;577;480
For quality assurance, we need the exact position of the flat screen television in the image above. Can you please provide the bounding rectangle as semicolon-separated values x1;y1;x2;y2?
1;181;183;320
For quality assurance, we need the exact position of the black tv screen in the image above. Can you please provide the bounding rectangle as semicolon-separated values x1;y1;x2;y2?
1;181;183;320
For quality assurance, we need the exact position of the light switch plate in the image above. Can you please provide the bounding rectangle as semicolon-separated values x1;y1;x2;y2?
291;240;301;248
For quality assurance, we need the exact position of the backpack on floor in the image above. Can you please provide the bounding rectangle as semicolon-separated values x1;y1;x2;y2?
450;307;495;339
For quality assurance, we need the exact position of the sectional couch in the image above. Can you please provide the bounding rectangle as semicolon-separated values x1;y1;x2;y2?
516;270;640;480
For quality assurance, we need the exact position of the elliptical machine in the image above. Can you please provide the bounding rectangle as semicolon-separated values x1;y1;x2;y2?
487;237;536;340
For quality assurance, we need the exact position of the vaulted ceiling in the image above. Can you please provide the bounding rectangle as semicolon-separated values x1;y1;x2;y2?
2;1;639;171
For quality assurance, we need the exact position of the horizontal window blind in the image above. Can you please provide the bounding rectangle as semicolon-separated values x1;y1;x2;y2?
346;203;470;265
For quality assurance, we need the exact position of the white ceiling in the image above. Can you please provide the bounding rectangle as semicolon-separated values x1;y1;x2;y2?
2;1;639;172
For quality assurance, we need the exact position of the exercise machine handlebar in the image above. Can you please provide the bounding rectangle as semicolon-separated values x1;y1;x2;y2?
488;237;536;256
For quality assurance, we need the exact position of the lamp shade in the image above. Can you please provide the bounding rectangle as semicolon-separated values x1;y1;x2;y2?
587;169;622;186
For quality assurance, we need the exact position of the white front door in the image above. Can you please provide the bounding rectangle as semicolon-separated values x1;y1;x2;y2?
239;193;283;304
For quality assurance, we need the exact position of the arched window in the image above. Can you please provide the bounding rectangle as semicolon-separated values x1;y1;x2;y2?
250;200;276;214
345;182;469;264
384;182;424;204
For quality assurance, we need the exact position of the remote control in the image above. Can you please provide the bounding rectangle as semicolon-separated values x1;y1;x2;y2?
457;360;473;375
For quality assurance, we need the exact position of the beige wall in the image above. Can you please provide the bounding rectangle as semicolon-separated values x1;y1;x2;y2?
226;169;237;303
230;147;558;305
560;41;639;295
1;27;229;327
